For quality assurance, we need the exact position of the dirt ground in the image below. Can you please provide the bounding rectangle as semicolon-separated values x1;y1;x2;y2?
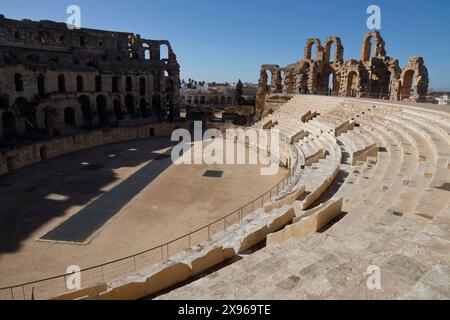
0;136;287;289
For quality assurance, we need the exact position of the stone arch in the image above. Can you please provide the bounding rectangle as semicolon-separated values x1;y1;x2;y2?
113;96;123;120
37;74;46;97
2;111;16;137
14;73;24;92
400;57;429;102
324;37;343;63
165;78;174;93
166;94;174;122
95;75;102;92
78;95;92;126
112;75;120;93
64;107;76;127
143;43;151;60
139;77;146;96
152;93;161;120
360;31;386;62
345;71;359;97
327;70;337;94
96;95;108;124
58;74;66;93
140;98;148;118
125;76;133;92
125;94;135;118
160;44;169;60
304;38;323;60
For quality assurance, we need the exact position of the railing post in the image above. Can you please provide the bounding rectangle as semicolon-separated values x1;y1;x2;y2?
133;256;137;273
188;234;191;248
22;285;25;300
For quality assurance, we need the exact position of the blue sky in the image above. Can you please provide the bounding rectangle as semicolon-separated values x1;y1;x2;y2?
1;0;449;89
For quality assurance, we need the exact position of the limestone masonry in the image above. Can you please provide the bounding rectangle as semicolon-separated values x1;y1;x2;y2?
256;32;429;118
0;16;181;143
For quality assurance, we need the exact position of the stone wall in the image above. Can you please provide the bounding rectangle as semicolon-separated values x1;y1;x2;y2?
0;121;190;176
0;15;181;142
256;31;429;117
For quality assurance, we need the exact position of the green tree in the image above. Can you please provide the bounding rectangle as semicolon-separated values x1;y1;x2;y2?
235;79;244;105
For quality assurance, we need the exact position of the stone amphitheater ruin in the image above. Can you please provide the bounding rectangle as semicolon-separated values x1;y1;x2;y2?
0;17;449;300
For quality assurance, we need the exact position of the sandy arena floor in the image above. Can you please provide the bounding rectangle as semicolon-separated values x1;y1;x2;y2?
0;136;288;288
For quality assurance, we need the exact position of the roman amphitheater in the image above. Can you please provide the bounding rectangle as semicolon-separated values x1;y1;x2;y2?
0;16;449;300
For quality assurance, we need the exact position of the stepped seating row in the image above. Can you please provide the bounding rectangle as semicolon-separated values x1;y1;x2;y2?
155;95;449;300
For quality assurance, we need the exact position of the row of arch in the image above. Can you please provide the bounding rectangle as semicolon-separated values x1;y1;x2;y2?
9;27;171;62
11;72;174;98
1;93;174;138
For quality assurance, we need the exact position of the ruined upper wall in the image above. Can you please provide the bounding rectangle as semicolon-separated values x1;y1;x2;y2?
0;15;179;73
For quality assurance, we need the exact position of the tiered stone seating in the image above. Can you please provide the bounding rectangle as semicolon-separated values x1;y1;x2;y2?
154;95;450;300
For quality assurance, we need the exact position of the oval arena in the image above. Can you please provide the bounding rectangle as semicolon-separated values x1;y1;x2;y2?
0;16;449;300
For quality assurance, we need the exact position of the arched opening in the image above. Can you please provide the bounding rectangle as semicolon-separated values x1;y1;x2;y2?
160;44;169;60
0;95;9;109
153;72;160;92
95;75;102;92
306;40;321;60
15;97;35;132
64;107;76;126
187;96;192;104
112;76;120;93
113;97;123;120
227;97;233;105
78;95;92;126
200;96;206;104
2;112;16;138
166;94;174;122
140;98;148;118
126;76;132;92
77;75;84;92
220;96;226;105
152;94;161;120
58;74;66;93
401;70;415;101
143;43;151;60
165;78;174;93
362;36;376;62
125;94;135;118
14;73;24;92
327;72;336;95
139;77;146;96
346;71;358;97
96;95;108;124
325;41;336;64
149;128;155;137
37;74;46;97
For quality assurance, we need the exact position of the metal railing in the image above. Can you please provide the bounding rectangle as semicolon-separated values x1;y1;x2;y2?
0;170;292;300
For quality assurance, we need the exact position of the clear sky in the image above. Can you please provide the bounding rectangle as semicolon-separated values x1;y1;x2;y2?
1;0;449;89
